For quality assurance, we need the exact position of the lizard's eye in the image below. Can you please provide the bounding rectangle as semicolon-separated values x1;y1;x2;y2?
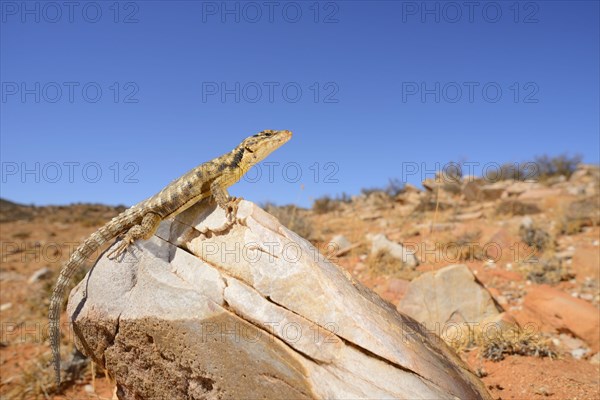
245;147;254;153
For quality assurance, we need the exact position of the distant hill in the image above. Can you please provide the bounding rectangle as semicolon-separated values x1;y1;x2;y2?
0;198;126;224
0;198;36;222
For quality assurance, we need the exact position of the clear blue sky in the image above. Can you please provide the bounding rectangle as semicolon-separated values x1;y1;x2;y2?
1;1;598;208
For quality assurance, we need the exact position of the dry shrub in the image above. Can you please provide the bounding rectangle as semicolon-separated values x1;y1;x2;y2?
443;230;485;262
414;193;454;212
449;325;558;362
532;154;582;181
523;256;575;284
2;349;90;398
312;196;340;214
496;200;541;216
489;154;582;182
361;178;406;198
479;328;558;361
262;203;313;240
519;223;551;252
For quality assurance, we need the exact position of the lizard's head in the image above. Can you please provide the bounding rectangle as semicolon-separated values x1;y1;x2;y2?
238;130;292;166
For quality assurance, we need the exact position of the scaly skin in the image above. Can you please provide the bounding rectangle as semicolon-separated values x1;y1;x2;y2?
49;130;292;388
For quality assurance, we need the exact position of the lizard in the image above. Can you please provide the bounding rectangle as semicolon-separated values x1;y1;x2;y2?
48;129;292;388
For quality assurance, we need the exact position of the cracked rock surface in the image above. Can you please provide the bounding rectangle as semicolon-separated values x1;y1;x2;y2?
68;199;491;399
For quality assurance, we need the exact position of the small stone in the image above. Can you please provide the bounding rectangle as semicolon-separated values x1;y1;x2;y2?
559;333;588;351
580;293;594;302
590;352;600;365
28;267;51;284
328;235;351;251
571;348;589;359
84;384;95;393
366;233;419;268
520;216;534;230
475;368;487;378
592;240;599;246
555;249;575;260
534;386;553;396
0;303;12;312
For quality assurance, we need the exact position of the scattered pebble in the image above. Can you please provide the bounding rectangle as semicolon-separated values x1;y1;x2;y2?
535;386;554;396
84;384;95;393
0;303;12;312
571;348;589;359
580;293;594;302
329;235;351;250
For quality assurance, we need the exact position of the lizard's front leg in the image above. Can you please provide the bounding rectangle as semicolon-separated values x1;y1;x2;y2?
107;212;162;259
210;181;241;225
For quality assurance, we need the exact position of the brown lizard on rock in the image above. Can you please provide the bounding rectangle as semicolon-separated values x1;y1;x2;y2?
48;129;292;388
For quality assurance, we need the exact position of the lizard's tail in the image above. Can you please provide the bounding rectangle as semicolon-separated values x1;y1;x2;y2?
48;227;113;388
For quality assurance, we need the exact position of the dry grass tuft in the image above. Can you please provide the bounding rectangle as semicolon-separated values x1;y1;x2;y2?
366;250;420;280
448;325;558;362
4;353;55;399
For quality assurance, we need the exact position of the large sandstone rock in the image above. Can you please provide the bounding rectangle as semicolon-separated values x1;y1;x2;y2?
517;285;600;352
399;265;503;337
68;199;491;400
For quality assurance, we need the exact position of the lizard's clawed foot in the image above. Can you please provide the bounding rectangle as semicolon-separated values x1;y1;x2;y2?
225;196;242;223
106;238;132;260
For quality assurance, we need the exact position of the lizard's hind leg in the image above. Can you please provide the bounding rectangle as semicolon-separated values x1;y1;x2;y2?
210;181;242;225
107;213;162;259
